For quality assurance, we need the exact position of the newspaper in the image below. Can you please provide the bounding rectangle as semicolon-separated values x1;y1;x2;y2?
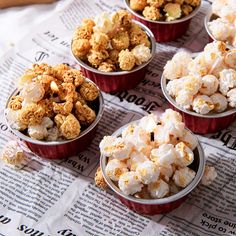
0;0;235;235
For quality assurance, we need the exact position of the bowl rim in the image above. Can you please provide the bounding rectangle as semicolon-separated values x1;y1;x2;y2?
100;120;206;205
124;0;201;25
71;19;156;76
4;78;104;146
161;56;236;118
204;11;235;49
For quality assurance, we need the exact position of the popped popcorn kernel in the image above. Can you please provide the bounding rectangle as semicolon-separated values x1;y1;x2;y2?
79;81;99;101
95;167;108;189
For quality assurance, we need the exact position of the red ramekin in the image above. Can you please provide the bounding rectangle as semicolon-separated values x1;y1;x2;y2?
124;0;201;42
161;75;236;134
100;121;205;215
71;20;156;93
4;79;104;159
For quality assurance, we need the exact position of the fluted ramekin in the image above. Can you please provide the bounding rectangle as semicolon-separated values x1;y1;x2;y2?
161;75;236;134
100;121;205;215
71;20;156;93
4;79;104;159
124;0;201;42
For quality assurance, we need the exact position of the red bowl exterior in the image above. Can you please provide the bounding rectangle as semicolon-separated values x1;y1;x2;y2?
118;194;188;215
169;104;236;134
24;124;98;159
131;15;191;42
80;65;147;93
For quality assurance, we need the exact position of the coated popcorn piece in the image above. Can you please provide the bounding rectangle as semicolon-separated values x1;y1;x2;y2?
79;81;99;101
1;141;25;165
227;88;236;107
75;101;96;126
105;159;129;181
37;99;54;118
153;125;170;145
8;95;23;110
184;0;200;7
98;61;116;72
118;49;136;71
59;114;81;139
95;167;108;189
54;114;66;128
18;103;45;125
109;49;119;63
53;64;70;80
160;108;182;124
31;63;54;77
210;93;228;112
201;166;217;186
72;39;91;58
87;49;109;67
164;3;182;21
37;74;55;92
147;0;164;8
90;32;109;51
181;4;193;15
174;142;194;167
192;95;214;114
199;75;219;96
131;44;152;65
143;6;162;21
139;113;159;133
111;10;132;30
58;82;76;101
181;75;202;96
118;171;143;195
147;179;169;198
63;69;85;87
166;79;184;97
73;24;93;40
53;100;73;116
111;31;130;51
173;167;196;188
136;160;160;184
130;0;147;11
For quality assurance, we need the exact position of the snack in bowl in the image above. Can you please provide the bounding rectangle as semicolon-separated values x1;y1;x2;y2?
71;10;156;93
100;109;205;215
205;0;236;48
5;63;104;159
124;0;201;42
161;41;236;134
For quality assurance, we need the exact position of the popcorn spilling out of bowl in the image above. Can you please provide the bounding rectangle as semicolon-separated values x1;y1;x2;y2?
129;0;201;22
208;0;236;47
1;141;25;165
163;41;236;114
201;166;217;186
99;109;205;199
5;63;99;141
71;10;152;72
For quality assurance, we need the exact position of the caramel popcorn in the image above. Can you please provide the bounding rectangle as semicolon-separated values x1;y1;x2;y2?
95;167;108;189
6;63;100;141
129;0;200;21
118;49;136;71
72;10;152;72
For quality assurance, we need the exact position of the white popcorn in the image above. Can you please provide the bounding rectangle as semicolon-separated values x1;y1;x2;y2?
169;180;181;195
5;108;27;131
148;179;169;198
204;41;226;63
173;167;196;188
163;120;185;138
163;51;192;80
118;171;143;195
46;126;59;141
212;0;228;17
219;4;236;23
180;129;198;150
20;81;45;103
136;160;160;184
227;88;236;107
105;159;128;181
192;95;214;114
153;125;170;145
166;79;184;97
159;165;174;182
99;136;133;160
210;93;228;112
139;113;159;133
224;50;236;70
199;75;219;96
175;142;194;167
208;18;234;41
131;44;152;65
175;90;193;110
219;69;236;95
181;75;202;95
188;54;209;76
150;144;176;166
126;151;149;171
160;109;182;124
201;166;217;186
210;57;228;78
93;12;113;33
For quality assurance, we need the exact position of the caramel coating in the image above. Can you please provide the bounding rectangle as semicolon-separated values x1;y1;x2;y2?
59;114;81;139
54;114;66;128
79;82;99;101
98;61;116;72
62;69;85;87
143;6;162;20
182;4;193;15
130;0;147;11
72;39;91;58
75;101;96;126
111;31;130;51
37;74;55;93
95;167;107;189
53;64;70;80
109;49;119;64
87;50;109;67
112;10;132;30
59;82;76;101
147;0;164;7
184;0;200;7
37;99;54;118
8;95;23;110
74;25;93;40
118;49;136;71
90;32;109;51
18;104;45;125
53;100;73;116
